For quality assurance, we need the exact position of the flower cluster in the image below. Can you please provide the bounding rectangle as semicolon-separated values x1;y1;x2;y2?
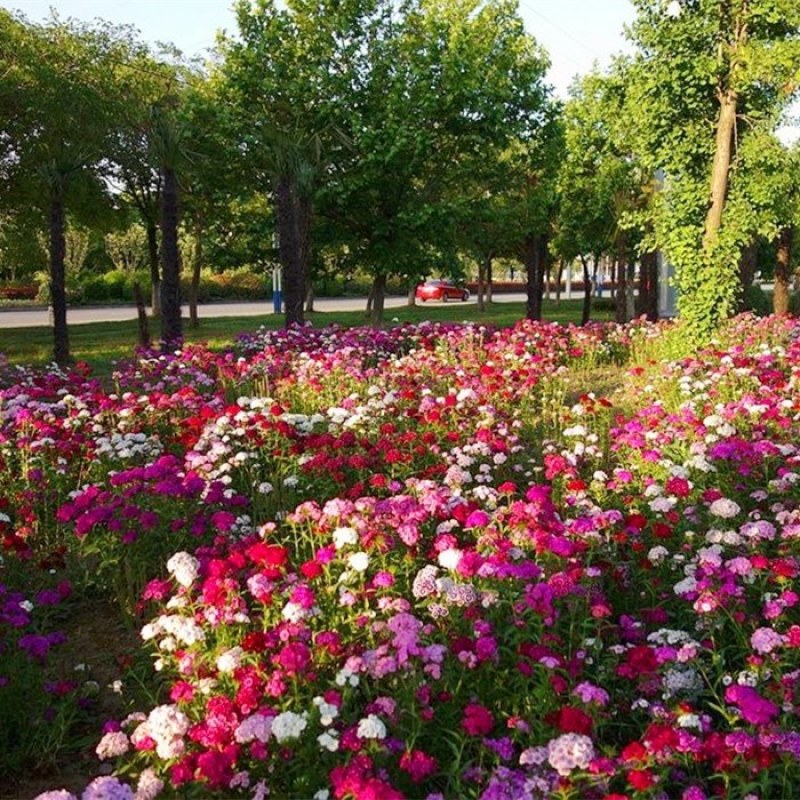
0;314;797;799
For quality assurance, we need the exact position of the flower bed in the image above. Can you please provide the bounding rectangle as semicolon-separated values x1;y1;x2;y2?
2;315;800;799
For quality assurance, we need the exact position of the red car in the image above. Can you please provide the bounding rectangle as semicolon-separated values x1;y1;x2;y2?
415;279;470;302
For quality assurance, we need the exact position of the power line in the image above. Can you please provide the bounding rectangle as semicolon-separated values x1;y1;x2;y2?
525;6;602;58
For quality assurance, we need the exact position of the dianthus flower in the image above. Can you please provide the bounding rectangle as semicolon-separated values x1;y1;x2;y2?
81;777;135;800
750;627;784;655
546;733;594;776
462;703;494;736
725;684;779;725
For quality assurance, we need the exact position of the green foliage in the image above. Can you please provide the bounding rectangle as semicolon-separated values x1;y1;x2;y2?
625;0;800;338
741;283;772;317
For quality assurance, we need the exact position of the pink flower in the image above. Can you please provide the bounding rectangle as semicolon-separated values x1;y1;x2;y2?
462;703;494;736
725;685;779;725
399;749;438;782
750;627;784;655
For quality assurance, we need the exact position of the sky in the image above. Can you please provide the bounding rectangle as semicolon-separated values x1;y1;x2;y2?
3;0;796;138
1;0;637;98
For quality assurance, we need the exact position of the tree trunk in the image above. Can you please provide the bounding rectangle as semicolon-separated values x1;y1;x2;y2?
737;240;758;312
276;172;309;328
486;257;493;305
370;273;386;327
523;234;546;321
407;283;416;307
49;194;70;366
159;164;183;348
476;259;486;312
615;233;630;323
625;261;636;322
306;283;315;313
133;282;151;348
703;92;738;249
189;215;203;329
147;220;160;317
580;255;592;326
366;284;374;317
555;260;564;302
774;226;793;316
637;250;659;320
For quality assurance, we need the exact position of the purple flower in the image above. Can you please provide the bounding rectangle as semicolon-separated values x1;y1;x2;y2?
750;627;784;655
81;777;135;800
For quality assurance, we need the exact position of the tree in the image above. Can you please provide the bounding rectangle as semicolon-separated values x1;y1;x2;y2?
318;0;549;325
219;0;364;328
0;11;149;364
626;0;800;338
149;102;187;347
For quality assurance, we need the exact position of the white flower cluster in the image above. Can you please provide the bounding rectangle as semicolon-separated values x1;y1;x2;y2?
235;712;273;744
356;714;387;740
132;704;190;759
333;526;359;550
216;646;245;673
166;551;200;588
271;711;308;743
95;431;163;461
95;730;130;760
546;733;595;776
313;696;340;727
663;666;703;698
141;614;206;646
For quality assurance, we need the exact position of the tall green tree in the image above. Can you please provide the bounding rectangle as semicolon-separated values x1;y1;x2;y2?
149;101;187;347
220;0;364;327
319;0;549;324
0;11;145;364
626;0;800;337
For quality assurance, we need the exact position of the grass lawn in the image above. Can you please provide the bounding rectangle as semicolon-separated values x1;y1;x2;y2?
0;298;611;376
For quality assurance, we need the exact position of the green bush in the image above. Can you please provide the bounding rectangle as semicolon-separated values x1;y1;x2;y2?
741;284;771;317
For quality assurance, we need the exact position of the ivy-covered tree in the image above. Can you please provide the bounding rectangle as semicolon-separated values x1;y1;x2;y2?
626;0;800;338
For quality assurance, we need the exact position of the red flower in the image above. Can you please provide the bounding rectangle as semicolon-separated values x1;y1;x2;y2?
246;542;289;578
548;705;593;735
300;559;324;579
627;769;656;791
399;749;438;783
461;703;494;736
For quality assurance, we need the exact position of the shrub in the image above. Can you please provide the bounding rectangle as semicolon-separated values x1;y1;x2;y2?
741;284;771;317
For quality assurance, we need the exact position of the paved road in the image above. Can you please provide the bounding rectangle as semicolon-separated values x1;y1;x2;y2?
0;293;531;329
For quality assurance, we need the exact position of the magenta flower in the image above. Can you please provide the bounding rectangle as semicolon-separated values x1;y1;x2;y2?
725;684;779;725
462;703;494;736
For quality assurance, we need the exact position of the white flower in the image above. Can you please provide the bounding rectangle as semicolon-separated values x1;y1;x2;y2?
649;496;677;513
96;730;130;760
166;552;200;588
216;646;244;673
271;711;308;743
437;548;462;570
333;526;359;549
235;713;273;744
318;730;340;751
335;667;360;687
313;696;340;726
356;714;387;740
709;498;741;518
347;551;370;572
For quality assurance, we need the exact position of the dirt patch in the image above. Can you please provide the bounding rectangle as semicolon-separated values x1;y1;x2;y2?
2;599;143;800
